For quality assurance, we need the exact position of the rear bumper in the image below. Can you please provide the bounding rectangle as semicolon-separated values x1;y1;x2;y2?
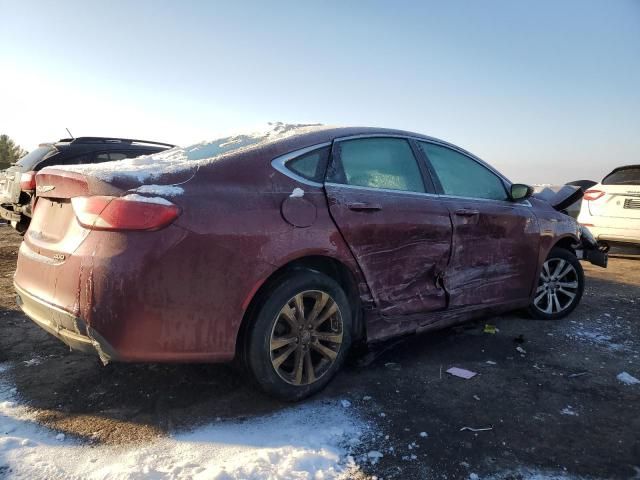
14;282;119;363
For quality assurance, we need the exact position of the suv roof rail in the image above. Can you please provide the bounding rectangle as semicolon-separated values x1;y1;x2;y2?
64;137;175;148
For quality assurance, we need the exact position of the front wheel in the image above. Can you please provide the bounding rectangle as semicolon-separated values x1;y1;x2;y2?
245;270;352;401
527;247;584;320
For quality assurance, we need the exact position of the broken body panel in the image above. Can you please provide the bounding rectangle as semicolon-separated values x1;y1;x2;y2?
13;126;605;363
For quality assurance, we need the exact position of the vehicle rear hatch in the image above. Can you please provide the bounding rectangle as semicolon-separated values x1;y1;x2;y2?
586;166;640;220
586;185;640;219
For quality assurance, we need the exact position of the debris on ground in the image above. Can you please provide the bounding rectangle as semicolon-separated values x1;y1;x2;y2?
340;399;352;408
568;371;588;378
617;372;640;385
446;367;477;379
419;432;428;438
483;324;497;334
516;346;527;354
560;406;579;416
460;425;493;432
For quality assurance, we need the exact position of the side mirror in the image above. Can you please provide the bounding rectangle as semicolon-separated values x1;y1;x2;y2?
510;183;534;201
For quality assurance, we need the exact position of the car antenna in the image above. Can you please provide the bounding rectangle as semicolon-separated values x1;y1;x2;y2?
65;128;74;139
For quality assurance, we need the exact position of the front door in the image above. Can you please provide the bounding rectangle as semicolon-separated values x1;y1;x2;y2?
416;141;540;308
324;137;452;316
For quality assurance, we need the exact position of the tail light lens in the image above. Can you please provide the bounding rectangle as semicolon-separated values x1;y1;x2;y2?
71;195;180;231
20;171;37;191
583;190;605;201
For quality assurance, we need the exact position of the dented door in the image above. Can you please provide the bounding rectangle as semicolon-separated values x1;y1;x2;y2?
417;140;540;309
324;137;452;316
440;197;539;307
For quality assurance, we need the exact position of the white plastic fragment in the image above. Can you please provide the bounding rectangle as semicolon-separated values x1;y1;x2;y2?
55;433;65;441
446;367;477;379
340;399;351;408
560;406;578;416
290;187;305;198
516;346;527;354
419;431;428;438
617;372;640;385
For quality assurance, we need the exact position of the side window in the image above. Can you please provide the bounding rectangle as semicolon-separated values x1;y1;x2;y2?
36;154;90;170
329;138;425;193
94;152;111;163
94;151;142;163
419;142;507;200
285;146;330;183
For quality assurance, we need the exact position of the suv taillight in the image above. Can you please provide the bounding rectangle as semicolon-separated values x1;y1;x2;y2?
583;190;605;201
20;171;37;191
71;195;180;231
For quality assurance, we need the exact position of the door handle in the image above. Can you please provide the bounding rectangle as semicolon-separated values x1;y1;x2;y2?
454;208;480;217
347;202;382;211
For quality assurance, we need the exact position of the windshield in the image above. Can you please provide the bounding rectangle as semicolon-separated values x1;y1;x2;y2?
16;146;57;170
602;167;640;185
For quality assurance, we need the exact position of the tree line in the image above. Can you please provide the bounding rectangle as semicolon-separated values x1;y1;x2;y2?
0;135;28;170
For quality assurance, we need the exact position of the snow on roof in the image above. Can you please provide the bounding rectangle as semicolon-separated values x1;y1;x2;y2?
50;122;328;184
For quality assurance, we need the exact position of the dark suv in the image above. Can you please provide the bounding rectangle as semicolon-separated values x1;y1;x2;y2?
0;137;173;232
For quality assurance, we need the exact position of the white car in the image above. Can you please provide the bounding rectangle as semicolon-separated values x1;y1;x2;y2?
578;165;640;246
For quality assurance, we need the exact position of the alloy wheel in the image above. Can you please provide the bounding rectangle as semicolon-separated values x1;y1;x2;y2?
269;290;344;386
533;258;580;314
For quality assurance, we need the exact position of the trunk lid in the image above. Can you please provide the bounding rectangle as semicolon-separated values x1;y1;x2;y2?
25;169;124;259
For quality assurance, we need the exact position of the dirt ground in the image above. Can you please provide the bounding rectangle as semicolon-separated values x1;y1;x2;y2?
0;225;638;479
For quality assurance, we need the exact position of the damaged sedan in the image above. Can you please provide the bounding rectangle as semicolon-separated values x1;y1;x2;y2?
13;124;607;400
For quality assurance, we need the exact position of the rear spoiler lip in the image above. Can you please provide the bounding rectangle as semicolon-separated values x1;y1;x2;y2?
532;185;584;211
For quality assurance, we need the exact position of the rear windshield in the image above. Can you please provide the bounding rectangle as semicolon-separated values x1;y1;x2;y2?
602;167;640;185
16;146;57;170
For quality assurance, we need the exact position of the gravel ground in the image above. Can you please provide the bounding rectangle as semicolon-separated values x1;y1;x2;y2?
0;225;638;479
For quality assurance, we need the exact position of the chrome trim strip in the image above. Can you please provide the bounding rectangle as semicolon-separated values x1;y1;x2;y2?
325;182;531;206
325;182;437;198
270;142;331;187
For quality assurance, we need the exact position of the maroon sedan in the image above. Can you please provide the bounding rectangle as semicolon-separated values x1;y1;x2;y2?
14;124;605;400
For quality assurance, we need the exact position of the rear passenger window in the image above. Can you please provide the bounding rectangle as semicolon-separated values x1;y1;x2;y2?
419;142;507;200
286;147;330;182
329;138;425;192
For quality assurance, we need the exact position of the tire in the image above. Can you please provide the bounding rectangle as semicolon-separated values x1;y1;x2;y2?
245;270;352;401
527;247;584;320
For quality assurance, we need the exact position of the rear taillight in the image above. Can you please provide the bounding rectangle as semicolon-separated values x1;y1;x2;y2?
20;171;37;191
583;189;605;201
71;195;180;231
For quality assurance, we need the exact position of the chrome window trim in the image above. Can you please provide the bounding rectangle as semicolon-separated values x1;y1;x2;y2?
270;142;332;187
325;182;531;206
325;182;439;198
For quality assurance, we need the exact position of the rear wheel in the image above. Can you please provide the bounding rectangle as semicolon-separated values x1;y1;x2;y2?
528;247;584;320
245;270;352;401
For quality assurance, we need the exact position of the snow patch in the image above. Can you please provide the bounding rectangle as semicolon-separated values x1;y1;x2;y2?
290;188;305;198
120;194;174;206
133;184;185;197
53;123;328;183
617;371;640;385
0;362;370;479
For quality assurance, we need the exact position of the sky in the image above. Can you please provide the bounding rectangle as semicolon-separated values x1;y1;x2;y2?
0;0;638;184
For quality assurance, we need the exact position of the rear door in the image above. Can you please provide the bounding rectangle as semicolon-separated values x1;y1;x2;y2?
324;136;452;316
417;141;540;309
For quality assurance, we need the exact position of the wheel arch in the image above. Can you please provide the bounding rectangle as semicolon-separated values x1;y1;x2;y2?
235;254;365;362
551;234;580;254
